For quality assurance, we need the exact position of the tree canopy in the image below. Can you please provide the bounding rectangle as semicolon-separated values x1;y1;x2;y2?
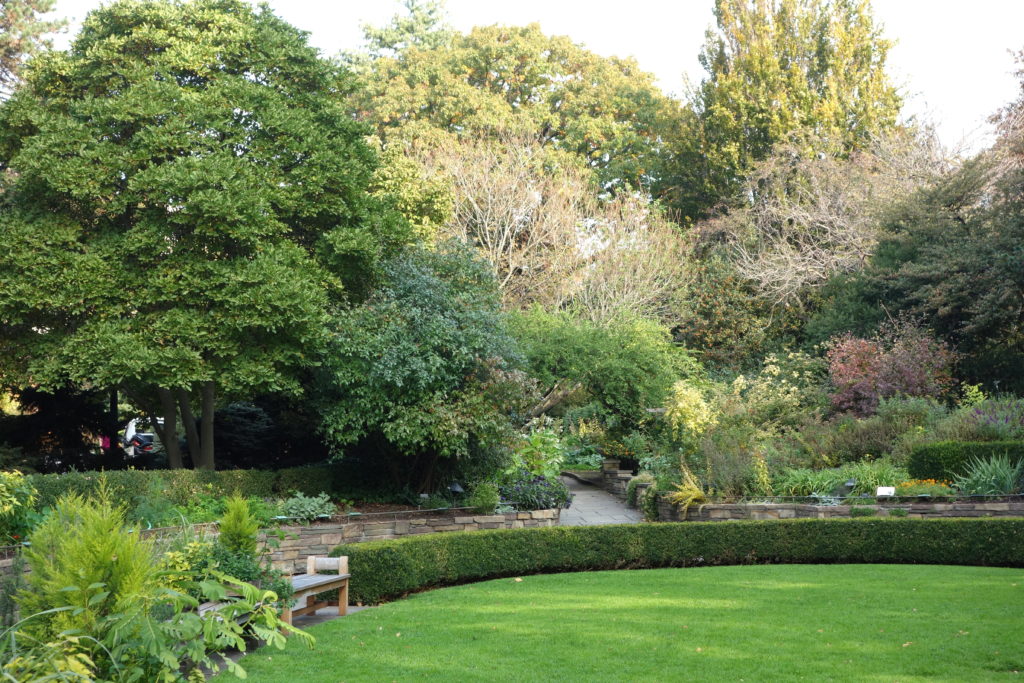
0;0;65;96
0;0;408;468
669;0;903;219
347;11;683;191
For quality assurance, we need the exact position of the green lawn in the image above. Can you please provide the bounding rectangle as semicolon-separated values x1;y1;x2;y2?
228;565;1024;682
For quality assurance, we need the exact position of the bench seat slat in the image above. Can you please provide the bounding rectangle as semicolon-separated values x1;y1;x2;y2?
291;573;351;591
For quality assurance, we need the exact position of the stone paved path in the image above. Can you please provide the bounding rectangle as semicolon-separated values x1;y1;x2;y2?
559;475;645;526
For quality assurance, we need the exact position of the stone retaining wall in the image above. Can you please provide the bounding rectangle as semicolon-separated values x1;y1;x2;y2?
599;458;1024;523
656;498;1024;522
0;510;561;578
601;459;634;501
264;508;561;574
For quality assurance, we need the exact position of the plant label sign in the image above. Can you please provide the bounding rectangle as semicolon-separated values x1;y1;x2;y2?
876;486;896;497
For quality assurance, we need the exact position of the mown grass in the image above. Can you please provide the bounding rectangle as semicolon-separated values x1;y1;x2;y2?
228;565;1024;682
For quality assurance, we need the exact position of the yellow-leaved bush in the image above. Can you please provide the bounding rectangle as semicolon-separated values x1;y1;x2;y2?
665;382;718;439
0;470;36;543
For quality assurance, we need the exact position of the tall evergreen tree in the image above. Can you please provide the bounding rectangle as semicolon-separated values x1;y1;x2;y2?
669;0;902;220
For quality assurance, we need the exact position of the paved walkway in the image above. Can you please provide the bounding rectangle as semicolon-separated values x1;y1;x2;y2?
559;475;645;526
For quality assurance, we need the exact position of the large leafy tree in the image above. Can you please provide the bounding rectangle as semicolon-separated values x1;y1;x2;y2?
669;0;902;220
864;156;1024;390
0;0;65;97
0;0;407;469
347;8;682;191
810;97;1024;390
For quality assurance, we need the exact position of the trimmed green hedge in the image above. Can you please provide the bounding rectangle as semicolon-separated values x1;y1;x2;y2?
907;441;1024;481
28;464;346;511
330;519;1024;604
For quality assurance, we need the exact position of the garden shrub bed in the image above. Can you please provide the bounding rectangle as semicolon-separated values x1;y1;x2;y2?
27;464;347;510
908;441;1024;481
330;518;1024;604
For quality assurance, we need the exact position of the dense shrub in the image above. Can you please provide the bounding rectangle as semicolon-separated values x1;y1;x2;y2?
497;470;570;510
15;493;304;680
907;441;1024;481
466;483;500;514
317;243;525;492
0;470;36;543
330;519;1024;604
966;399;1024;440
827;327;955;417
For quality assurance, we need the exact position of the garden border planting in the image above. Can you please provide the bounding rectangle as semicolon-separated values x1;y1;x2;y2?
27;465;348;510
908;440;1024;481
329;518;1024;604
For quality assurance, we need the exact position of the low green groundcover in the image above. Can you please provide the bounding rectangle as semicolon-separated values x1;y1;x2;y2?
227;565;1024;681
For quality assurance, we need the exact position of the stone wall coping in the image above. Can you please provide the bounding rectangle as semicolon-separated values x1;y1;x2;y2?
655;495;1024;522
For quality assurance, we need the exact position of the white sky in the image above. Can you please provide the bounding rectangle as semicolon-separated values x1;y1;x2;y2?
48;0;1024;153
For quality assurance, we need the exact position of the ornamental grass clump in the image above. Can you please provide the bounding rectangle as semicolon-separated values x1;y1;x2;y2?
953;455;1024;496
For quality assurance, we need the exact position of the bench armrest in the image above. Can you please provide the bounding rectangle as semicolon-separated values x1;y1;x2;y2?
307;555;348;575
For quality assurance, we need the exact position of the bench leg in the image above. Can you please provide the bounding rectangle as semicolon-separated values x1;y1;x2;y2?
281;603;292;628
339;581;348;616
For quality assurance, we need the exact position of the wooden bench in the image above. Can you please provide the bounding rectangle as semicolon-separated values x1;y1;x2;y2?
281;555;350;626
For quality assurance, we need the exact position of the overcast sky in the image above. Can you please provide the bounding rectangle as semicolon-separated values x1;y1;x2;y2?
48;0;1024;153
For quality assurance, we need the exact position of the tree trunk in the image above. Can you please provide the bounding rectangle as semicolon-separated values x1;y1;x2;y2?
157;387;183;469
527;380;581;419
176;387;201;469
198;380;216;471
106;388;119;458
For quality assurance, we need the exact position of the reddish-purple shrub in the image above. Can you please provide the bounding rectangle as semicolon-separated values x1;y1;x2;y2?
827;327;955;416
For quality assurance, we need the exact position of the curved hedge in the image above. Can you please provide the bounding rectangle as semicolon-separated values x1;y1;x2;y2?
330;519;1024;604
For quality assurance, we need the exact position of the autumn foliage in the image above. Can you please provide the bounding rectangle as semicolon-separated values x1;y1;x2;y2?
827;327;956;416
